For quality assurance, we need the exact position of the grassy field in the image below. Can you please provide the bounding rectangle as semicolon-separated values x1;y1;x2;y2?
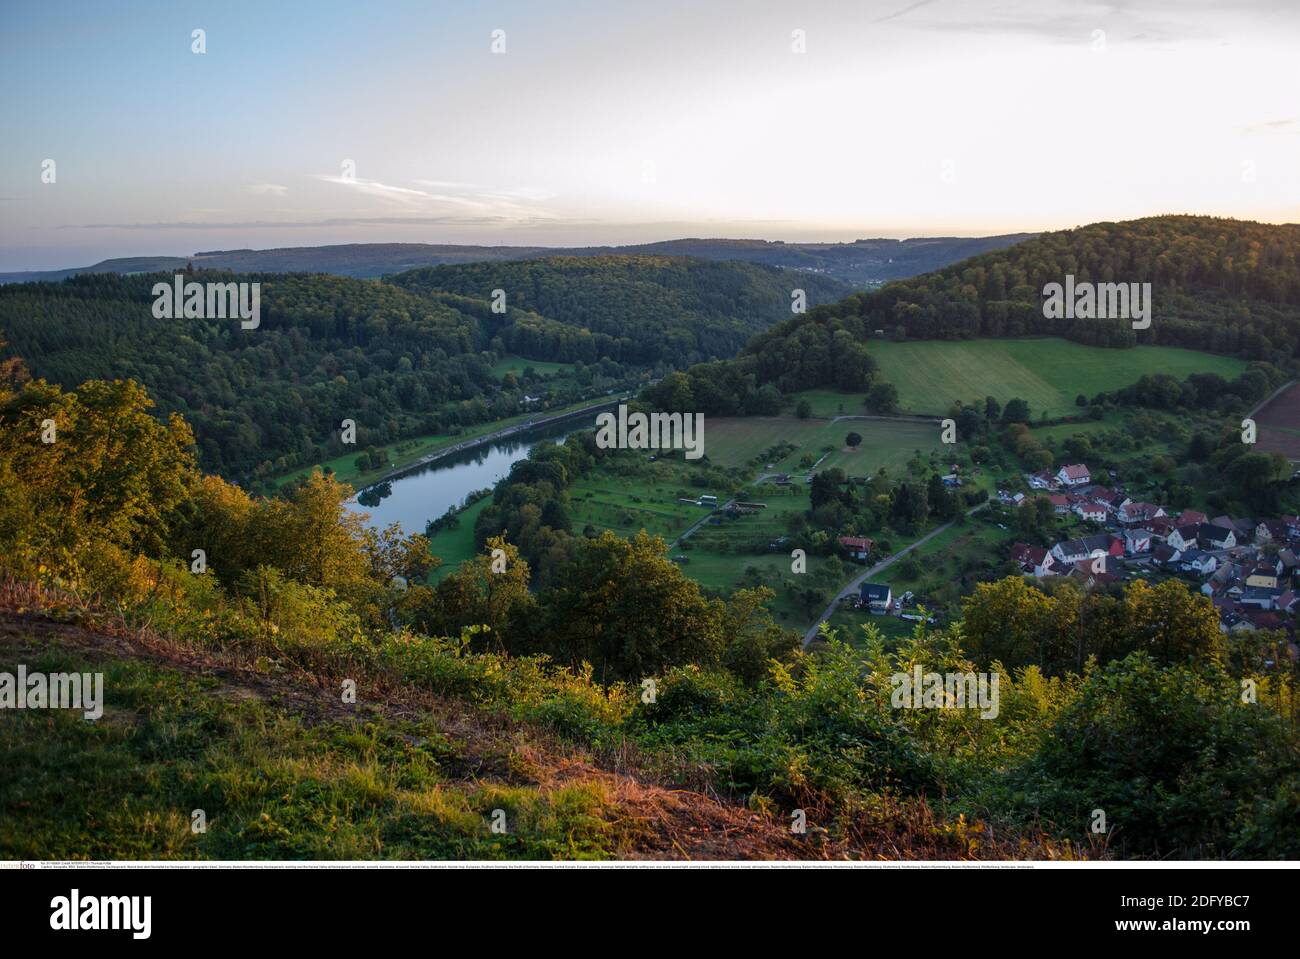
490;356;576;378
865;338;1247;418
424;496;493;583
705;416;944;477
568;468;713;542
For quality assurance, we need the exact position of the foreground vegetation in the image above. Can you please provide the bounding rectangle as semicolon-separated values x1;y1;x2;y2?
2;354;1296;859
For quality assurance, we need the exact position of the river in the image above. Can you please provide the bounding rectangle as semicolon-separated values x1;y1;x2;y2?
344;418;575;535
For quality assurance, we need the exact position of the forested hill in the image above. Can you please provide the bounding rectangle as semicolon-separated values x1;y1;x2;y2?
0;234;1032;287
388;255;846;363
0;256;840;481
657;216;1300;405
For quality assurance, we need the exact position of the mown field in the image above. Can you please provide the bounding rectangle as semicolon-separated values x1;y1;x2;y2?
425;497;493;583
1254;380;1300;460
705;416;944;477
568;470;713;542
865;338;1248;418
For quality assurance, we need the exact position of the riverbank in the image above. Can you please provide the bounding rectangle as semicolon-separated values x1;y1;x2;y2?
271;394;627;494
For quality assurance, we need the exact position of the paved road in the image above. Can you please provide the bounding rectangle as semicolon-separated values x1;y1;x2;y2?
801;502;988;647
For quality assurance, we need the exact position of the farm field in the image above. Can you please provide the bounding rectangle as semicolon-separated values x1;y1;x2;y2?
568;469;711;541
1253;381;1300;460
866;338;1248;419
705;416;945;477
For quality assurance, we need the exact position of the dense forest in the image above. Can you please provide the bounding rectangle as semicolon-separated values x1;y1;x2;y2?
657;217;1300;405
0;255;834;481
388;255;847;364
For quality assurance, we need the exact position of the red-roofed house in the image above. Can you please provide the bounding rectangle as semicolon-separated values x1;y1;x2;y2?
838;536;874;560
1057;464;1091;487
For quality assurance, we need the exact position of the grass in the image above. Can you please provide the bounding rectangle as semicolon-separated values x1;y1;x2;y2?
569;473;709;542
865;338;1248;419
705;416;944;477
270;395;617;492
0;648;622;860
490;356;576;378
424;497;493;583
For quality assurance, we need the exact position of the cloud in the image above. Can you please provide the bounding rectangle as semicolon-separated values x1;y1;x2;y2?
315;173;558;221
247;182;288;196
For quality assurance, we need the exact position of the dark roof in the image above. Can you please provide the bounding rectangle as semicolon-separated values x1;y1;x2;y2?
860;583;891;601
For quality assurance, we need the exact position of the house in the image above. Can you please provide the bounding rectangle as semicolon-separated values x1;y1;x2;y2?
1179;550;1218;575
1028;471;1057;490
1203;563;1236;597
1070;557;1120;586
1148;516;1177;540
860;583;893;613
1048;494;1071;514
1255;520;1288;545
1010;542;1056;577
1176;509;1209;527
1170;523;1237;552
1074;502;1108;522
1082;533;1125;558
1122;529;1152;554
698;494;718;507
1211;516;1253;540
1152;544;1181;566
1198;523;1237;550
1246;564;1280;589
1057;464;1091;487
1240;586;1288;611
1102;488;1133;511
1052;539;1093;565
838;536;874;560
1118;502;1166;526
1053;535;1119;564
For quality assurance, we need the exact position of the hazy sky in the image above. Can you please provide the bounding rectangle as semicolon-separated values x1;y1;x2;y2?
2;0;1298;269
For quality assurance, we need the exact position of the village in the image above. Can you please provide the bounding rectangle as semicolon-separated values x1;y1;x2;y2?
1001;462;1300;636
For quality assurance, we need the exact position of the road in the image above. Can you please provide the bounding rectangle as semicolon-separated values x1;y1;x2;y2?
801;503;988;647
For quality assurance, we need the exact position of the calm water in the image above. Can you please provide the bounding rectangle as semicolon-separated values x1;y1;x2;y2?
345;419;572;535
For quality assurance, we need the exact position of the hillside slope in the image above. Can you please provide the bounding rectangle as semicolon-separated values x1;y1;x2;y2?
652;217;1300;409
0;583;1051;862
0;255;836;480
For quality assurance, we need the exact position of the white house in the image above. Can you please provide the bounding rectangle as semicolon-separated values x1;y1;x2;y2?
1057;464;1091;487
1074;502;1108;522
1052;539;1093;565
1122;529;1152;554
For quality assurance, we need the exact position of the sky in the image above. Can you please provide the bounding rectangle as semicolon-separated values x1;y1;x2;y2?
1;0;1298;270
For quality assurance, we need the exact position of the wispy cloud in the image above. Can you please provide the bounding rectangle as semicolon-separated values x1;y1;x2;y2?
313;174;558;222
247;182;288;196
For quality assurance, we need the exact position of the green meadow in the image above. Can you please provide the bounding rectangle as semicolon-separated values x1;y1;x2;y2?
864;338;1247;418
